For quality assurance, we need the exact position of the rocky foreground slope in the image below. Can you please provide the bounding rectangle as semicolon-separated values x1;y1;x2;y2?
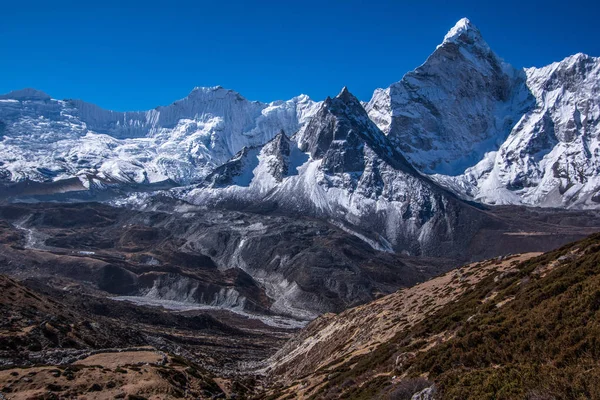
3;231;600;399
261;233;600;399
0;274;265;399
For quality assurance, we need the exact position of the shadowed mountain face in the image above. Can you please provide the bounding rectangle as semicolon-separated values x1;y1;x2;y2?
0;202;455;320
296;87;417;175
1;202;599;323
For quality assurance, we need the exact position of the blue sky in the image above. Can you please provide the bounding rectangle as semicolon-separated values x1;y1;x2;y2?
2;0;599;110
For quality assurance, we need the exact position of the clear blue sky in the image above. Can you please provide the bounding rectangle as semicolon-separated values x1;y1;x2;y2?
2;0;599;111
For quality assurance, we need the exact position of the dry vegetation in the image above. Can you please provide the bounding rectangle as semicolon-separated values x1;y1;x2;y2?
262;253;541;399
262;234;600;399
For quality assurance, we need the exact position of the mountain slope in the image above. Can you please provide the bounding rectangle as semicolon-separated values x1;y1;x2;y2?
367;18;600;209
366;18;533;176
438;53;600;209
182;87;491;261
0;86;319;186
0;201;455;321
264;233;600;399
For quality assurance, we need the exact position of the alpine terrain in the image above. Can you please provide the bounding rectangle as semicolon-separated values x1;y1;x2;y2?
366;18;600;209
1;16;600;400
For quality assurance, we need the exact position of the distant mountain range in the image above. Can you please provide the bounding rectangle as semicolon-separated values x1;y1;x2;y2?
1;17;599;399
2;18;599;212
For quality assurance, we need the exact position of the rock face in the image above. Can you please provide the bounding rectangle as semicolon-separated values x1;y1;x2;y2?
0;86;319;185
203;130;299;189
366;18;533;176
438;53;600;208
367;18;600;209
185;87;489;259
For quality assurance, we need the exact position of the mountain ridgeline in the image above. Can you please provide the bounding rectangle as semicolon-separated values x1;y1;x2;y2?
1;18;599;210
1;17;600;400
1;17;600;321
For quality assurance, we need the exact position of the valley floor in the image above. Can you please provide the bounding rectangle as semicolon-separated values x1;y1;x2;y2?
1;202;600;399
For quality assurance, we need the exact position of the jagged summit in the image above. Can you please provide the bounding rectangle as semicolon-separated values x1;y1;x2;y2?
294;86;418;179
291;93;311;102
272;129;290;142
440;17;482;46
0;84;320;184
366;17;527;176
446;17;473;35
435;17;492;56
299;87;384;160
336;86;352;99
324;86;364;111
0;88;51;101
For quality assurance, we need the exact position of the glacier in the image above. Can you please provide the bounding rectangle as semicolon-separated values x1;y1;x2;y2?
0;86;319;186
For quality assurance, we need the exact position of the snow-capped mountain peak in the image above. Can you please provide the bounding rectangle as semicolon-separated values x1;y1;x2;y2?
336;86;351;98
366;17;530;176
0;88;52;101
0;86;320;185
297;87;391;161
364;19;600;209
439;17;486;49
437;51;600;208
2;19;599;212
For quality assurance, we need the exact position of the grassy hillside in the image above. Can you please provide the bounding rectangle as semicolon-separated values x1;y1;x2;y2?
267;233;600;399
